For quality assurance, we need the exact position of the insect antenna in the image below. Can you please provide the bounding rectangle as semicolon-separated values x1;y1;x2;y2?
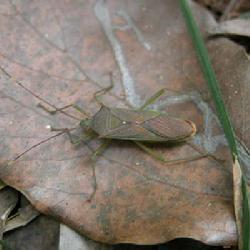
93;72;114;105
0;67;81;161
0;66;81;121
8;131;68;165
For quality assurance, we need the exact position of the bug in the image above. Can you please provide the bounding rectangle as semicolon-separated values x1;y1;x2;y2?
2;68;213;200
31;75;204;164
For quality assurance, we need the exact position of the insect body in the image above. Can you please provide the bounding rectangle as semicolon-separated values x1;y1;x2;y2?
1;66;205;166
88;106;196;142
2;68;211;201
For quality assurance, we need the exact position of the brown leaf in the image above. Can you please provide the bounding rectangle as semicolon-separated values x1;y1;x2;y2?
4;215;59;250
209;18;250;37
0;0;237;245
207;36;250;250
4;204;40;233
207;37;250;179
59;225;112;250
0;187;18;239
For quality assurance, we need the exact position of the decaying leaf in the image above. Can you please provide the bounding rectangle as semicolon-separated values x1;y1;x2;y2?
4;205;39;233
0;0;243;245
59;225;111;250
4;215;60;250
206;24;250;250
206;37;250;180
0;187;18;239
209;18;250;37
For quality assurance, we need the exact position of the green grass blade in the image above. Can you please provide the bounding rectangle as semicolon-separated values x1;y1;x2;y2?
179;0;237;156
179;0;250;249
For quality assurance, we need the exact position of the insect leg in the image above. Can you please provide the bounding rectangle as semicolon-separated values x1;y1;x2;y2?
93;72;114;105
48;127;78;144
135;141;209;165
134;141;165;162
91;139;111;160
49;127;96;145
86;161;97;202
37;103;90;118
86;139;112;202
71;105;91;117
37;103;74;115
139;88;166;110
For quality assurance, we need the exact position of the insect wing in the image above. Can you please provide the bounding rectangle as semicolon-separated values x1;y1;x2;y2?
99;124;163;141
143;115;196;141
109;108;159;123
91;106;196;142
91;107;163;141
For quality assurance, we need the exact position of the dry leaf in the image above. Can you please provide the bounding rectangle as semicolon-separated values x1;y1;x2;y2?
209;18;250;37
206;37;250;180
4;215;59;250
4;205;39;233
0;187;18;239
0;0;237;245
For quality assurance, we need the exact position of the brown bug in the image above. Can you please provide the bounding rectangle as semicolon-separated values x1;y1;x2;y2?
2;68;211;200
